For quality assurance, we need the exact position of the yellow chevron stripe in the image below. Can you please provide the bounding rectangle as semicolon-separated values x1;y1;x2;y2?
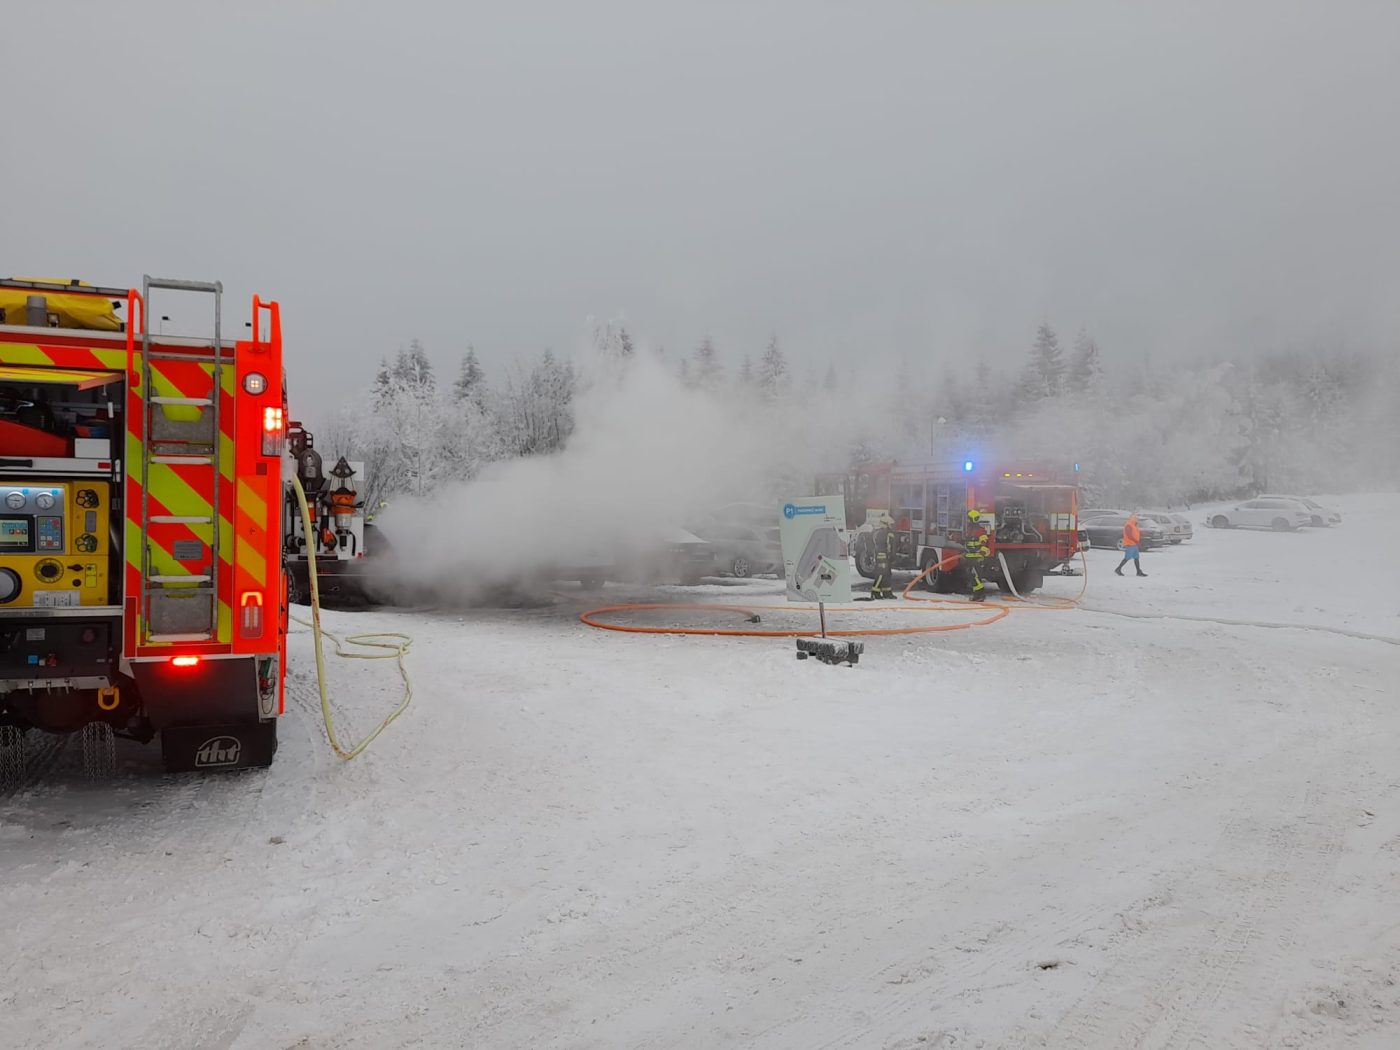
0;344;55;365
239;544;268;590
237;478;268;527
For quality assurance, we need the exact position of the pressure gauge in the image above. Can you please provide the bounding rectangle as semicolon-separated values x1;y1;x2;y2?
35;492;56;510
4;492;24;509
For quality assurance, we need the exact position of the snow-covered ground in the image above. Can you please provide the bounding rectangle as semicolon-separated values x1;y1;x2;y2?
3;495;1399;1049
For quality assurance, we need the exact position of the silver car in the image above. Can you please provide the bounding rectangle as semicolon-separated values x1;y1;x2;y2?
1208;498;1312;531
1259;494;1342;527
1141;511;1190;544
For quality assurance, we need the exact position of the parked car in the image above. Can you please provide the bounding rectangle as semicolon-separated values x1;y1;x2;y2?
1080;508;1130;521
555;528;715;588
695;522;783;578
1168;513;1194;541
1258;494;1342;527
1141;511;1190;544
1080;513;1166;549
1207;498;1312;531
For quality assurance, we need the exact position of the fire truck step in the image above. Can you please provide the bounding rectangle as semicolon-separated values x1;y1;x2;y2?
148;575;213;584
147;632;213;642
151;454;214;465
150;396;214;406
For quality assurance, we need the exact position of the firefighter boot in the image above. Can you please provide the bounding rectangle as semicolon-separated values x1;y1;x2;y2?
1136;568;1148;577
1114;563;1125;576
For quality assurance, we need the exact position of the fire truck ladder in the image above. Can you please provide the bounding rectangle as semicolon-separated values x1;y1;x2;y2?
137;276;225;644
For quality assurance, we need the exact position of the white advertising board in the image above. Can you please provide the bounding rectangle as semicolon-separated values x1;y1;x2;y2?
779;497;852;603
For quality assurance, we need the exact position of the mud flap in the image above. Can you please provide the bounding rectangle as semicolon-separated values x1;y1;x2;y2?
161;720;278;773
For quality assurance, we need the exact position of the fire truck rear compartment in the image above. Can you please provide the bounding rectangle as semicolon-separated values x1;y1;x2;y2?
2;276;290;772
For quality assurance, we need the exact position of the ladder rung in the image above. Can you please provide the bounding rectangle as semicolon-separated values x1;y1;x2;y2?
149;575;212;584
151;454;213;465
150;515;212;524
148;350;225;362
147;633;213;642
150;396;213;406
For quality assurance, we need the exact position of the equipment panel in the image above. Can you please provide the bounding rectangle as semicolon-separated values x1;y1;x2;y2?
0;481;112;608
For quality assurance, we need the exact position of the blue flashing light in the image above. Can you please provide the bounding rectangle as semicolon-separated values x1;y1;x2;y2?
963;460;974;472
1074;463;1081;472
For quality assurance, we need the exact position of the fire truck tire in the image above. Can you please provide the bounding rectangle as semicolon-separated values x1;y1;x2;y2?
287;568;311;607
917;552;942;592
854;537;877;579
1011;567;1044;594
0;725;24;787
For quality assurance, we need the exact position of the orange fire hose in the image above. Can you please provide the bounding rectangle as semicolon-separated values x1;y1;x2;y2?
578;551;1088;638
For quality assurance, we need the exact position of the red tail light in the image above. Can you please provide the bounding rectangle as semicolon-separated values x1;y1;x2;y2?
171;655;200;668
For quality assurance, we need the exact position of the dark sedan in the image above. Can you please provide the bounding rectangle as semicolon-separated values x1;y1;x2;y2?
1080;513;1165;550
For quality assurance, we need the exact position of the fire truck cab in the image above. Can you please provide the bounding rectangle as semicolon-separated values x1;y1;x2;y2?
817;458;1083;595
0;276;289;774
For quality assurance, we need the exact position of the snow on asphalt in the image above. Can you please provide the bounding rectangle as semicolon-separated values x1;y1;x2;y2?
3;495;1398;1049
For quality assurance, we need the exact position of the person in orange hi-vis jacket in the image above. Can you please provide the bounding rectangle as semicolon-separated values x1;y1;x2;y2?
1115;513;1148;577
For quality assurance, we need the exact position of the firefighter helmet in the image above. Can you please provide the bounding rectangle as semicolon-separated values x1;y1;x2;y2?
879;514;895;526
967;509;981;523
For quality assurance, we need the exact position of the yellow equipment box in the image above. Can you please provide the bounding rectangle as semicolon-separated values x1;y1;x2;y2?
0;480;111;608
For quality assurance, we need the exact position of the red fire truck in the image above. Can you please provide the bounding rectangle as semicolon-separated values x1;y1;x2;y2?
0;277;288;773
816;458;1084;595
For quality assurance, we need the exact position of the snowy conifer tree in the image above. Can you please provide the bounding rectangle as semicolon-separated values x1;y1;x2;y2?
1021;323;1065;401
758;336;789;401
692;336;723;392
1068;328;1103;395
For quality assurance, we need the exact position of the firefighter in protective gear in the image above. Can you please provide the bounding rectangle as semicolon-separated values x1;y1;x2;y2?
962;508;990;602
871;514;897;599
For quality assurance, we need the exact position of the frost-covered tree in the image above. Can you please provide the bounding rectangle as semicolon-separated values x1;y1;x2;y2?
370;358;394;413
453;347;487;408
1068;328;1103;395
497;349;576;456
758;336;789;401
393;339;435;393
692;336;723;392
1020;323;1065;401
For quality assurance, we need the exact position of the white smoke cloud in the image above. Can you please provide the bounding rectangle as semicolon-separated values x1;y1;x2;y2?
370;354;790;601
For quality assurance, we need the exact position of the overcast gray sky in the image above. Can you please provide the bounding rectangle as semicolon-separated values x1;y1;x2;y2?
5;1;1398;409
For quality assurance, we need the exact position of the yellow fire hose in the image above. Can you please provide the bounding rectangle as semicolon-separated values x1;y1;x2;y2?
290;474;413;760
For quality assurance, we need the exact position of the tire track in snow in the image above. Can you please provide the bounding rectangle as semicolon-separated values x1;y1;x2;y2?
753;639;1130;1050
1032;731;1355;1049
1077;605;1399;646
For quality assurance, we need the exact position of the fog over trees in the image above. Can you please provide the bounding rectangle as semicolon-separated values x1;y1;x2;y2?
320;321;1398;516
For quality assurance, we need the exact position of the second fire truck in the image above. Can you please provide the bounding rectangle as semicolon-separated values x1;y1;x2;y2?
816;458;1085;595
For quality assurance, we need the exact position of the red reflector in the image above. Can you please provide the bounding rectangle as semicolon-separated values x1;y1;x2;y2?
240;591;264;638
171;655;200;668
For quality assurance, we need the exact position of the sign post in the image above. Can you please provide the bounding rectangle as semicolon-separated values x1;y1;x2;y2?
779;497;861;665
